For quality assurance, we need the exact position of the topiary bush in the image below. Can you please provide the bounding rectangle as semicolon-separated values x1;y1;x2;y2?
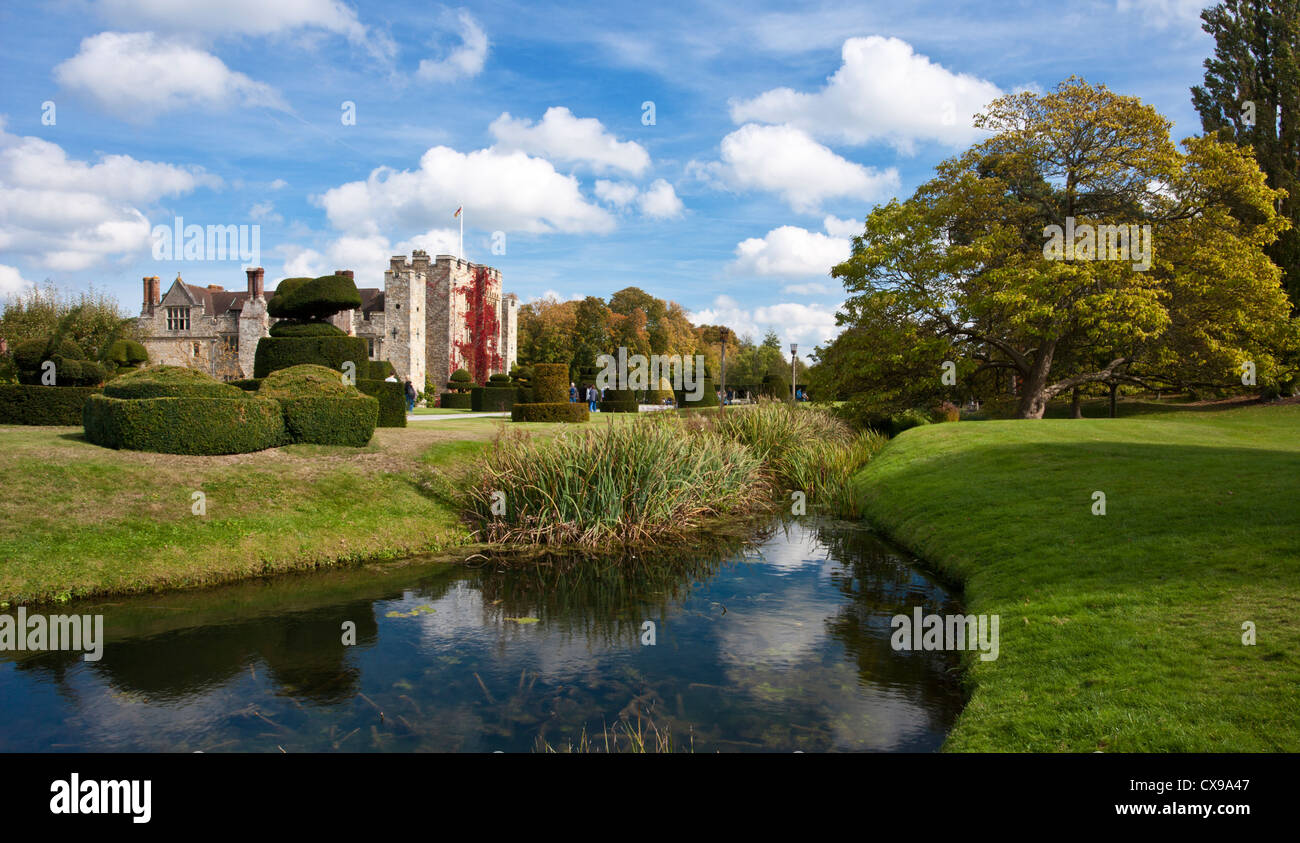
470;385;517;412
269;321;346;337
369;360;395;380
511;402;590;423
676;377;719;408
252;334;368;378
106;365;246;400
356;378;406;427
530;363;568;403
83;394;284;454
0;385;102;425
267;274;362;321
599;388;639;413
13;338;104;386
447;369;473;390
229;379;261;391
440;392;472;409
104;339;148;372
260;364;378;446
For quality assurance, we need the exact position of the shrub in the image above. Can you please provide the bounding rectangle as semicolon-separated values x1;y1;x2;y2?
599;388;638;413
466;414;762;545
13;338;103;386
470;385;517;412
356;378;407;426
260;364;379;445
369;360;395;380
105;365;246;400
511;402;589;423
269;320;346;337
267;274;361;321
229;379;261;391
676;377;718;408
252;335;368;378
932;401;961;423
0;385;102;425
441;392;472;409
83;394;284;455
531;363;568;403
488;372;511;385
448;368;472;389
104;339;148;370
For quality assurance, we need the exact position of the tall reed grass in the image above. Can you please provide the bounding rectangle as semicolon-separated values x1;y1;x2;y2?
466;414;765;546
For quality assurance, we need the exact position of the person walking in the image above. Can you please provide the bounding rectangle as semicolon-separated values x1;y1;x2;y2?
404;379;416;412
569;382;577;403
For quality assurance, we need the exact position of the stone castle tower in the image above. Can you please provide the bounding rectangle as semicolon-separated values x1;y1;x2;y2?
386;251;518;390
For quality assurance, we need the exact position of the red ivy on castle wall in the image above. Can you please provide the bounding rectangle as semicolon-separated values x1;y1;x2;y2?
451;266;502;384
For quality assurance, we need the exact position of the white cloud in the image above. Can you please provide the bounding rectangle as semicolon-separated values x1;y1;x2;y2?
0;264;33;294
730;225;849;279
55;32;285;121
269;179;288;190
318;145;615;237
729;36;1002;154
277;228;464;286
490;107;650;176
638;179;684;219
249;201;282;223
703;123;898;213
0;125;214;271
689;294;843;352
1116;0;1213;29
417;10;489;81
823;215;861;238
594;179;639;208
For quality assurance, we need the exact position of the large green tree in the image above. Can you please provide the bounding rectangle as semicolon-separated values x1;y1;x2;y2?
1192;0;1300;309
829;78;1295;419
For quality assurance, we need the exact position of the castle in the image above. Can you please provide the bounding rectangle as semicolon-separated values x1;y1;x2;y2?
136;251;519;389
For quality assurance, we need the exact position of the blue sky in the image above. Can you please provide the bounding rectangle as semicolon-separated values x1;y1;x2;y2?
0;0;1219;355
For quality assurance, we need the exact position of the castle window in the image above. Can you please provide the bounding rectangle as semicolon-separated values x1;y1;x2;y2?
166;307;190;331
367;338;376;359
222;335;238;353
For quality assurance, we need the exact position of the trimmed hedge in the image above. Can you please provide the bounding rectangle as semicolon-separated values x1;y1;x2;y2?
229;379;261;391
599;388;639;413
106;365;245;400
253;335;368;378
357;378;407;427
267;274;361;321
83;394;284;455
470;385;517;412
105;339;148;369
276;396;377;446
511;402;590;423
369;360;395;380
676;377;719;408
531;363;568;403
0;385;102;425
269;320;346;337
440;392;472;409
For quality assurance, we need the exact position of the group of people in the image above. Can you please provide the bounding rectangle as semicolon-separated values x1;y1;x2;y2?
386;372;420;411
570;382;602;411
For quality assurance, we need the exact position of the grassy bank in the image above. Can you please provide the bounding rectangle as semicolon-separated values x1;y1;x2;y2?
853;401;1300;751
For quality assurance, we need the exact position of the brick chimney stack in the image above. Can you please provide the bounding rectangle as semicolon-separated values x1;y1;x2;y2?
143;276;160;314
246;267;265;299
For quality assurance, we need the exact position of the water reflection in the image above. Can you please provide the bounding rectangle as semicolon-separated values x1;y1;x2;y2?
0;520;965;752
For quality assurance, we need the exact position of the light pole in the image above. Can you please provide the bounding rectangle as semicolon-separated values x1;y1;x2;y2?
790;343;798;402
719;327;729;403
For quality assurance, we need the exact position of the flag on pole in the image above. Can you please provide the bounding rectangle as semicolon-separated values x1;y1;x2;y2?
453;206;462;218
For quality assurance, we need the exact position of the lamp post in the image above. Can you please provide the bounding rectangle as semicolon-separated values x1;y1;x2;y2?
790;343;798;402
719;327;729;403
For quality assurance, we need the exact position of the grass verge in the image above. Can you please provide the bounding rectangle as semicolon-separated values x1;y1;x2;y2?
852;401;1300;751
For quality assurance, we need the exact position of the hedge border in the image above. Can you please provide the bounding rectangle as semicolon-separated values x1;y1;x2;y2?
82;395;284;455
252;335;369;378
511;402;590;423
356;379;407;427
0;385;102;425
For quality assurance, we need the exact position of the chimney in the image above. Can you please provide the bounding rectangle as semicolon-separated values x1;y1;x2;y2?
207;284;224;292
246;267;264;299
335;269;354;280
143;276;160;314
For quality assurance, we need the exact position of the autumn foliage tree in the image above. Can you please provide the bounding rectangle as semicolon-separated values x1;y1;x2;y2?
825;77;1296;419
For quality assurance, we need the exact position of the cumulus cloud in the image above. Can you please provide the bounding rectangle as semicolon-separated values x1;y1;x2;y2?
0;264;33;293
823;214;861;238
730;224;849;279
638;179;684;219
318;145;615;237
0;125;215;271
1116;0;1214;29
729;36;1003;154
593;179;639;208
417;10;489;81
55;32;285;121
701;123;898;213
490;107;650;176
689;294;843;352
278;228;461;286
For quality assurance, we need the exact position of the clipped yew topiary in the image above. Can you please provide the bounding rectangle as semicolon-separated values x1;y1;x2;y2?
599;388;639;413
269;321;346;337
530;363;568;403
256;273;368;378
253;334;368;378
104;339;149;371
470;384;517;412
260;364;378;446
440;392;472;409
13;338;105;387
0;385;103;425
356;379;406;427
106;365;246;400
511;403;589;423
83;394;284;455
676;377;719;408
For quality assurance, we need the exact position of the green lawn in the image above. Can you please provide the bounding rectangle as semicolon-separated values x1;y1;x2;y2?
853;400;1300;751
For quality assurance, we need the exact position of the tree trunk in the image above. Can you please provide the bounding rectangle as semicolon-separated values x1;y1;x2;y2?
1014;341;1057;419
1108;382;1118;418
1070;387;1083;418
